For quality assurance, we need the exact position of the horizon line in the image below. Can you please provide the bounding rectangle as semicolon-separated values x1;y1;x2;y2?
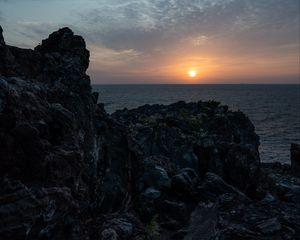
92;82;300;85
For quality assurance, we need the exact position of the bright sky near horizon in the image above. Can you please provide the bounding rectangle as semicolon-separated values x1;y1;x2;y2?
0;0;299;84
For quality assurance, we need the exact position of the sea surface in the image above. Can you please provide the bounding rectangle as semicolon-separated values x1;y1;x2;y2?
93;84;300;163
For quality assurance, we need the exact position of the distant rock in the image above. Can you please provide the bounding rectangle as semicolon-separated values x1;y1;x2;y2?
113;100;261;192
291;143;300;176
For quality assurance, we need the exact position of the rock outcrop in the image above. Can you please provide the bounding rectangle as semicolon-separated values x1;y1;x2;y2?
0;26;134;239
0;26;299;240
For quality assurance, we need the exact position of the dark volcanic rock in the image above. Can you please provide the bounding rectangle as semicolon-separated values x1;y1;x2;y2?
171;168;199;195
0;26;132;239
0;26;4;46
0;178;79;240
1;25;300;240
113;101;261;192
291;143;300;176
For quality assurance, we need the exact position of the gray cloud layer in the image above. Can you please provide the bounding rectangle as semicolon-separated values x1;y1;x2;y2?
81;0;299;51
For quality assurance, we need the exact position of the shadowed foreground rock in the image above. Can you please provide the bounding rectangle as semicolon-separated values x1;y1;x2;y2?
0;26;299;240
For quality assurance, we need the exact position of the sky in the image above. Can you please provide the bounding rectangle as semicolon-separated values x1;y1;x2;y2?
0;0;299;84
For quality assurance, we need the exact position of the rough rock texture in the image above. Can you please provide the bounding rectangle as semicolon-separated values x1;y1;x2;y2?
0;26;136;239
113;101;260;193
0;26;300;240
291;143;300;176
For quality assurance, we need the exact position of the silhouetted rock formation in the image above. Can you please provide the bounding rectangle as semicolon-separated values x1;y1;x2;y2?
0;27;133;239
0;26;299;240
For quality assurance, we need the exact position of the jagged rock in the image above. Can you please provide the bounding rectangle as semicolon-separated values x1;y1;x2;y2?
291;143;300;176
35;27;89;72
1;25;300;240
0;26;7;75
0;26;4;46
0;178;79;239
0;26;133;239
113;101;260;192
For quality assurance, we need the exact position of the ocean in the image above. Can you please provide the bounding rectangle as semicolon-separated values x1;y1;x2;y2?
92;84;300;163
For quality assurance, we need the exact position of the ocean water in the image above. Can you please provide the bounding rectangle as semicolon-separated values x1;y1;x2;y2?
92;84;300;163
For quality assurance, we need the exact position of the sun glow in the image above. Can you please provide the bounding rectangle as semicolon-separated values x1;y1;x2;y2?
188;70;197;78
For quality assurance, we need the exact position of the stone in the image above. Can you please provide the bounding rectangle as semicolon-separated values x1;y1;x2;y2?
282;185;300;203
0;26;4;46
291;143;300;176
225;144;260;192
256;217;282;235
171;168;199;195
101;229;118;240
92;91;99;104
197;172;248;202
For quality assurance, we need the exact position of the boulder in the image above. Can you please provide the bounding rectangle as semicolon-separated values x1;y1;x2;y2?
197;172;248;202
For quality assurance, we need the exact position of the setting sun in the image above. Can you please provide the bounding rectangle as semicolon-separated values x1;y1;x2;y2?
188;70;197;78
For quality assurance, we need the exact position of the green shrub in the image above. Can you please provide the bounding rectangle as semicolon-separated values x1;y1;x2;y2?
146;214;160;237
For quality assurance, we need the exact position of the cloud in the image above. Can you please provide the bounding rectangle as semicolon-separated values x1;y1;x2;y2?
79;0;299;55
1;0;299;83
89;44;141;68
0;10;4;22
80;0;299;83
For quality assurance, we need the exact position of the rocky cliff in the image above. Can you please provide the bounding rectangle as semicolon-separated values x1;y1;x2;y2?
0;26;299;240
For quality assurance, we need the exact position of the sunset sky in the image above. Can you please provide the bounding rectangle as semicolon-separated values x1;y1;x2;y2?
0;0;299;84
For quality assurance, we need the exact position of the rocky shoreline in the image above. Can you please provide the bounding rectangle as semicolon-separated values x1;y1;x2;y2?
0;27;299;240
